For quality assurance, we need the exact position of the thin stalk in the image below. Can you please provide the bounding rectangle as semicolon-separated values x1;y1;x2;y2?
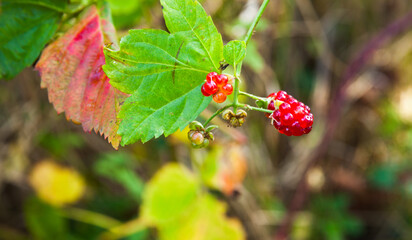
244;0;271;46
204;104;233;126
238;104;273;113
232;75;240;113
239;91;266;101
99;218;147;240
61;207;121;230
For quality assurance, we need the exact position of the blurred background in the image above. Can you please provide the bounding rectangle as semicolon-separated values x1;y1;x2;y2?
3;0;412;239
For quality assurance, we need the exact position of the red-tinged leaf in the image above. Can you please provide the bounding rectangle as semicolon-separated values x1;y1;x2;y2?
36;5;127;149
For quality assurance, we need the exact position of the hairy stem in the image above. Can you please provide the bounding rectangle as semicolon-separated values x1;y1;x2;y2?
244;0;271;46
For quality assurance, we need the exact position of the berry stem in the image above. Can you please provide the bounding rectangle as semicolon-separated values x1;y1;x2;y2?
244;0;271;46
232;75;240;114
237;104;273;114
239;91;266;101
204;104;233;126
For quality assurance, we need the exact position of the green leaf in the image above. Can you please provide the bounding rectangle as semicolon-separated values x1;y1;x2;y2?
223;40;246;68
103;0;223;144
160;0;223;71
140;163;200;225
104;30;212;144
0;0;66;79
158;195;245;240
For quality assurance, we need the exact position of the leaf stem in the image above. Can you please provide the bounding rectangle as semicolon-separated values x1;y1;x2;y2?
204;104;233;126
244;0;271;46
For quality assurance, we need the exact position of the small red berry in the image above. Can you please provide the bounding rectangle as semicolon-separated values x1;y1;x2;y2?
221;83;233;95
279;102;291;113
215;74;228;86
213;92;227;103
273;110;281;121
275;91;288;101
281;112;294;125
206;72;218;82
286;97;298;106
201;80;218;96
300;113;313;128
265;100;276;117
268;92;277;99
201;85;212;96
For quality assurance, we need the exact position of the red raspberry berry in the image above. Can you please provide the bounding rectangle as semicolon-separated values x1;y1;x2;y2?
201;80;218;96
214;74;228;86
201;85;212;96
275;91;288;101
266;90;313;136
213;92;227;103
206;72;218;82
221;83;233;95
268;92;277;99
300;113;313;129
265;100;276;117
279;102;292;113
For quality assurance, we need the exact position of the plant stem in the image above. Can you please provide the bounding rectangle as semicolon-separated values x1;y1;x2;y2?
99;218;147;240
204;104;233;126
232;75;240;113
238;104;273;113
61;207;121;230
244;0;271;46
239;91;266;101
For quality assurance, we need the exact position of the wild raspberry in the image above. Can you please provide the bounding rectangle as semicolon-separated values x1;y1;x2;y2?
214;74;228;86
201;72;233;103
213;92;227;103
206;72;218;82
201;80;218;96
221;83;233;95
267;90;313;136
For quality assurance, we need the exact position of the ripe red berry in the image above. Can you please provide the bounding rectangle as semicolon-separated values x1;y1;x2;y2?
201;85;212;96
221;83;233;95
265;100;276;117
201;80;218;97
213;92;227;103
214;74;228;86
266;90;313;136
206;72;218;82
275;91;288;101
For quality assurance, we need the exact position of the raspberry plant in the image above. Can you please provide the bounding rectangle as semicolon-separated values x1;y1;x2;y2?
103;0;312;147
0;0;311;149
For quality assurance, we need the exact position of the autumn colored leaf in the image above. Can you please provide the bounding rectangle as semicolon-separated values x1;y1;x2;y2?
36;5;127;149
